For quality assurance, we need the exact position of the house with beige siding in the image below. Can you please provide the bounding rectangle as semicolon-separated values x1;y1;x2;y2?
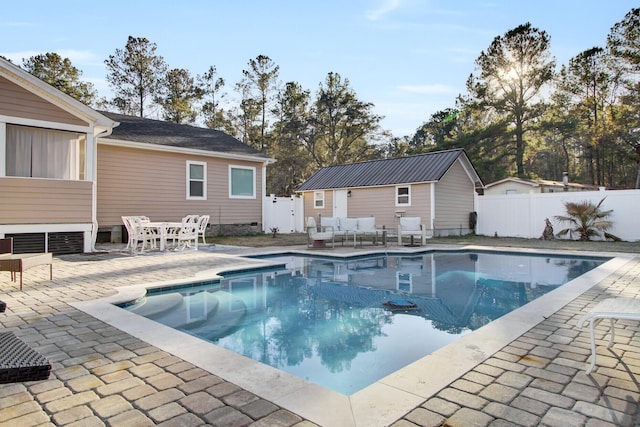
0;58;117;254
296;149;483;236
483;177;600;195
0;57;271;254
96;112;272;242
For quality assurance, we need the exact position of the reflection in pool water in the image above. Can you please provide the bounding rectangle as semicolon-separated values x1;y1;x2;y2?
121;251;606;395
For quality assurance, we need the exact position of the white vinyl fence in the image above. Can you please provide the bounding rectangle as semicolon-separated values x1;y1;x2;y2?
476;189;640;242
263;195;304;233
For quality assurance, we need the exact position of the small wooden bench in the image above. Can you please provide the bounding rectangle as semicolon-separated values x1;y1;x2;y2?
0;253;53;290
577;297;640;374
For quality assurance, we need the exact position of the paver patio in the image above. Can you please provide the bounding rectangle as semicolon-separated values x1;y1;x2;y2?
0;243;638;426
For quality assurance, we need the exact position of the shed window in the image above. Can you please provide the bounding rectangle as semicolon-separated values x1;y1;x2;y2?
314;191;324;208
187;161;206;199
6;124;86;180
396;186;411;206
229;165;255;198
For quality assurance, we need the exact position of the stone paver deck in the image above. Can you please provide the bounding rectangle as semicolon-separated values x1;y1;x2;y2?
0;244;638;426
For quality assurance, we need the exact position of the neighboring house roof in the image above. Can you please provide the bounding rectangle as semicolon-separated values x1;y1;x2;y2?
99;111;271;161
0;58;117;133
296;148;483;191
484;177;599;191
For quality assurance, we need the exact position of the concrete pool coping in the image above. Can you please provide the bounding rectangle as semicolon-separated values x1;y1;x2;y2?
71;246;635;427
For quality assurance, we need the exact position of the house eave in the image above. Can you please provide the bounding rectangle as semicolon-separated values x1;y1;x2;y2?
98;137;275;164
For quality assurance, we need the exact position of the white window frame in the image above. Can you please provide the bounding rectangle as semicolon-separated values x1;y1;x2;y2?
186;160;207;200
396;185;411;207
314;191;325;208
229;165;256;199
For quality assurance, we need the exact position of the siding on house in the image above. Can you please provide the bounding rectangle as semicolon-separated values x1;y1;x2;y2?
0;177;92;224
0;76;87;126
434;160;475;231
97;144;264;227
483;181;535;195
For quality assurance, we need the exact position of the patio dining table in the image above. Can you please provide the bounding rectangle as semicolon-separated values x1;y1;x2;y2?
143;222;182;251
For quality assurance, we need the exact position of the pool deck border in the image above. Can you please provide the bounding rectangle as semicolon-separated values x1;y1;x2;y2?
71;245;636;427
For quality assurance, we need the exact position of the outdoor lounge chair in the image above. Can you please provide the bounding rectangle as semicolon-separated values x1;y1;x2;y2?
306;217;334;248
0;237;53;290
576;297;640;374
397;217;428;246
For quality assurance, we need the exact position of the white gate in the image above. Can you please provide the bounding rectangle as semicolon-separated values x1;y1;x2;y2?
263;195;304;233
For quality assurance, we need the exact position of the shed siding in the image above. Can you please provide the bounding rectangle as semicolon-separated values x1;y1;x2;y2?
434;160;474;231
0;76;87;126
97;144;264;227
345;184;431;229
0;177;92;223
303;190;334;222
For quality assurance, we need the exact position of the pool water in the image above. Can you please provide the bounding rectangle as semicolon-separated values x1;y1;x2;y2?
121;250;606;395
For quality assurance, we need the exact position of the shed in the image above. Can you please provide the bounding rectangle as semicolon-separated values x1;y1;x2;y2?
296;149;484;236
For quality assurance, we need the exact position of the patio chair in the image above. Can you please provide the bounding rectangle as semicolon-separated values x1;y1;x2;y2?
576;297;640;374
174;215;200;250
397;217;427;246
306;217;335;248
198;215;210;244
128;216;158;253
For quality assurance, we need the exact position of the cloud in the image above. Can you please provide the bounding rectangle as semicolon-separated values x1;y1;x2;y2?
366;0;401;21
397;84;458;94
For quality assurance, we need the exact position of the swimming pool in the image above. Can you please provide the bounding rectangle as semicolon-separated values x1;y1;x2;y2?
119;250;607;395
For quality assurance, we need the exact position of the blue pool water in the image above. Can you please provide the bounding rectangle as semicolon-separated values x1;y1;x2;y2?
120;250;607;395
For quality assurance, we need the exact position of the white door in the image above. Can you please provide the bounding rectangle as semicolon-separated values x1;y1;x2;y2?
333;189;348;218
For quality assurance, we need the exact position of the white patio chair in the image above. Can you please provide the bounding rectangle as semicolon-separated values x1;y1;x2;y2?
198;215;210;244
128;216;157;253
174;215;200;250
306;217;334;248
397;217;427;246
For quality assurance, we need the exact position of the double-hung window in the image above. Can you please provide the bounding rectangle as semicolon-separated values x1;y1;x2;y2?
314;191;324;208
396;185;411;206
5;124;86;180
187;161;206;199
229;165;255;198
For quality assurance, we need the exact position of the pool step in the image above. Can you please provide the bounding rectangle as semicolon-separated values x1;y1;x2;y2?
145;292;220;329
183;291;247;340
128;293;184;318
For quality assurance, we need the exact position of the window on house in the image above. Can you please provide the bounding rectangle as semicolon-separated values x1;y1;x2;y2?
396;186;411;206
5;124;86;180
187;161;206;199
314;191;324;208
229;165;255;198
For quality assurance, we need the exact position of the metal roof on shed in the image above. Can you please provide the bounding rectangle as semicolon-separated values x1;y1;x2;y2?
297;149;478;191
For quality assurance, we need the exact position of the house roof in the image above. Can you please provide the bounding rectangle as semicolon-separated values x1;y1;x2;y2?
296;148;483;191
485;177;599;190
99;111;271;160
0;58;117;133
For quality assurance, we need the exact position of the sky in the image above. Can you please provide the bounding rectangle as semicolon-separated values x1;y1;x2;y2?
2;0;638;138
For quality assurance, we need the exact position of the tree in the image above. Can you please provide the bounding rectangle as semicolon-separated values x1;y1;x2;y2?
156;68;203;124
555;47;619;186
104;36;167;117
466;23;555;178
268;82;314;195
554;198;620;241
303;72;384;168
198;65;227;130
236;55;280;151
22;52;97;105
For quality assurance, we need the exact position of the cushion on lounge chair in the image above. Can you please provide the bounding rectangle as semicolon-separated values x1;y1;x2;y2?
0;331;51;383
341;218;358;232
358;217;376;232
401;217;421;231
321;217;339;231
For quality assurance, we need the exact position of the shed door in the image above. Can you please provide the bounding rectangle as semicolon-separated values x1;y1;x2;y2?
333;189;348;218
